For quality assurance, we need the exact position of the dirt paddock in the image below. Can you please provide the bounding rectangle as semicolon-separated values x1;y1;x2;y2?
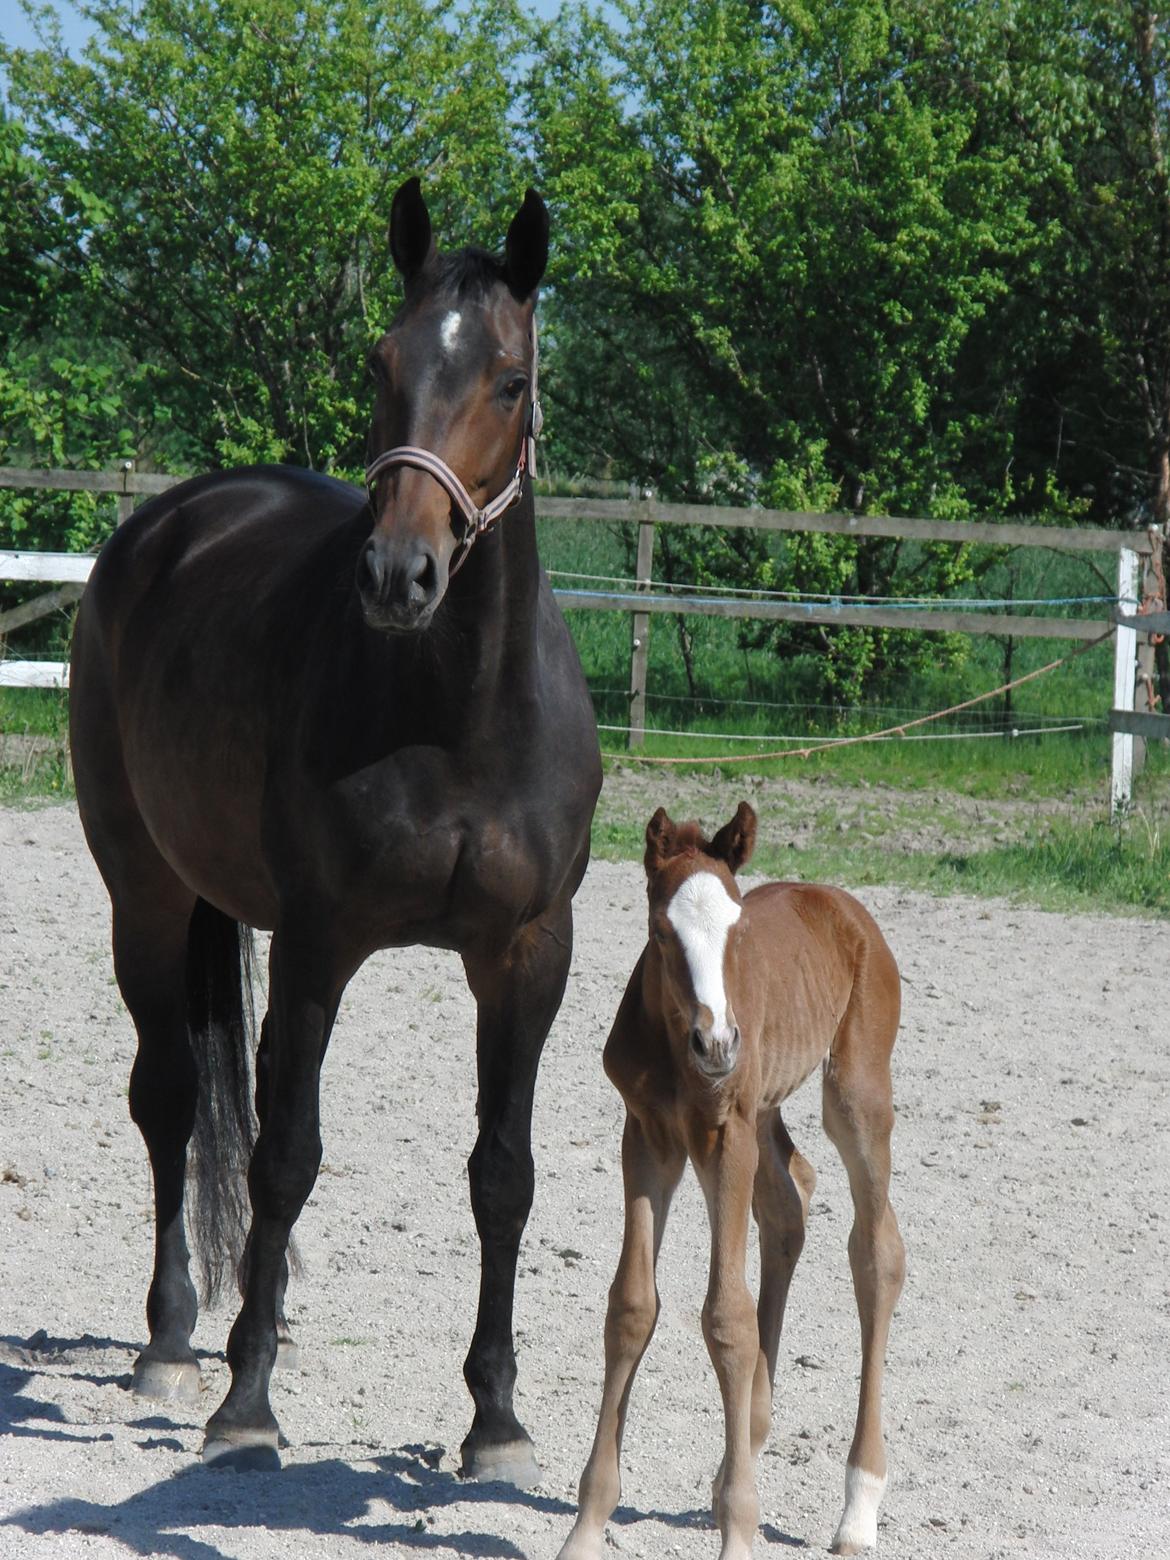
1;801;1166;1559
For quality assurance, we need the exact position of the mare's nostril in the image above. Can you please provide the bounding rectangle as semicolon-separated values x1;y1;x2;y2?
363;539;386;599
407;550;438;605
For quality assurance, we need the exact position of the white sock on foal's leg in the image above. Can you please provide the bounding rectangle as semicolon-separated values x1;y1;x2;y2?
831;1463;887;1553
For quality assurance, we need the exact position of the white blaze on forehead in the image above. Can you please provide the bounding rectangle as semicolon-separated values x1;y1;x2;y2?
440;310;462;352
665;871;741;1034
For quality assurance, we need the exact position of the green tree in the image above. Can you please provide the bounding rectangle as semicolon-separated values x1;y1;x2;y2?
529;0;1046;701
3;0;523;475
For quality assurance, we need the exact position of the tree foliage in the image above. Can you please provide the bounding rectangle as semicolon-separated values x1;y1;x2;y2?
3;0;1168;700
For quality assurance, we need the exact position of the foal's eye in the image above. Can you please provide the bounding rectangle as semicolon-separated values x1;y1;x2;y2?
367;349;388;384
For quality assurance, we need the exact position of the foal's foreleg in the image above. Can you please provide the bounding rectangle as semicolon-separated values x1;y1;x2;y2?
694;1117;762;1560
823;1045;905;1555
459;902;574;1486
203;933;340;1468
558;1113;684;1560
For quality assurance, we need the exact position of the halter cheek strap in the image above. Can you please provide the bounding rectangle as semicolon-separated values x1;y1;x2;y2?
364;327;543;578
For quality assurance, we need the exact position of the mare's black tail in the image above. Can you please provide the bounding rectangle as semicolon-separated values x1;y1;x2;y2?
185;897;257;1304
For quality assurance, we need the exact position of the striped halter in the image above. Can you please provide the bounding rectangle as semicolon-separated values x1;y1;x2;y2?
364;326;543;578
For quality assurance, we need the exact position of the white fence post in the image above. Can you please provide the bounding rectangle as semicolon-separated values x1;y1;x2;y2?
1111;547;1139;816
628;496;656;749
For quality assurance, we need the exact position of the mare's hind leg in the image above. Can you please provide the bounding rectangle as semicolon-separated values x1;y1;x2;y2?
458;899;575;1487
250;1016;298;1371
823;1023;906;1554
203;927;341;1468
115;884;201;1403
713;1111;815;1510
558;1113;685;1560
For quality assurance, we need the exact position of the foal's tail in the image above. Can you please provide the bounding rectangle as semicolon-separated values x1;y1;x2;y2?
185;897;258;1305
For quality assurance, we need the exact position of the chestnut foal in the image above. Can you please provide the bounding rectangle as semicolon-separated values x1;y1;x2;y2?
559;804;905;1560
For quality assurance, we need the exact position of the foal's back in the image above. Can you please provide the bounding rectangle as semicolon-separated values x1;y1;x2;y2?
739;880;901;1112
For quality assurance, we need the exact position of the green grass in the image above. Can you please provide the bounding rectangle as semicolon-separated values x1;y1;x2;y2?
592;799;1170;917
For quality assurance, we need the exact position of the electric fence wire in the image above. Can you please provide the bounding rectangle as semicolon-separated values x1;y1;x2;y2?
596;721;1086;745
550;569;1122;610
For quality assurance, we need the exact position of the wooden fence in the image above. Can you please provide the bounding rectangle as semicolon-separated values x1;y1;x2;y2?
2;465;1166;812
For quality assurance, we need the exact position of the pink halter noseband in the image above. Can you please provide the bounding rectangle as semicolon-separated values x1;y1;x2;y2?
364;326;543;578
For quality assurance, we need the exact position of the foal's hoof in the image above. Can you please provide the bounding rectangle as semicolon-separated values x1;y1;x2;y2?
131;1357;201;1406
459;1435;541;1488
202;1429;282;1473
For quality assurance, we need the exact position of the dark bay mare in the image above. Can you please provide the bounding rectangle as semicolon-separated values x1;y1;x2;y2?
68;179;601;1483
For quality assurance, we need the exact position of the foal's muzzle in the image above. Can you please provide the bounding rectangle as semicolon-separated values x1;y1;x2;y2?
689;1021;741;1080
358;532;444;632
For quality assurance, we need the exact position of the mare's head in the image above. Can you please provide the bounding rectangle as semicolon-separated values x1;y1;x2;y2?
359;177;548;632
643;802;758;1083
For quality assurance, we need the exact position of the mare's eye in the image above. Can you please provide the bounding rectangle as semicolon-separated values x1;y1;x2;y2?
501;374;527;405
367;349;388;384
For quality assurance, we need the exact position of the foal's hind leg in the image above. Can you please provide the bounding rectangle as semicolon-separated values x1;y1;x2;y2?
713;1112;815;1511
823;1025;905;1554
115;887;202;1403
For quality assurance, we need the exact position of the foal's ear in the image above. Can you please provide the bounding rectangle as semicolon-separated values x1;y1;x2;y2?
710;801;757;874
390;176;436;289
504;189;549;300
644;806;677;875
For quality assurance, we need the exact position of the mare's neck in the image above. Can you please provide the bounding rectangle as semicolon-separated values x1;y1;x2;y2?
354;489;543;746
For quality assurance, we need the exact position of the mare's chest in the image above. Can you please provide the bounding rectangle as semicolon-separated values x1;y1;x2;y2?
286;728;592;956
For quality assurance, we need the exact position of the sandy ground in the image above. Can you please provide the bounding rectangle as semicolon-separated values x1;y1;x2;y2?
1;800;1167;1560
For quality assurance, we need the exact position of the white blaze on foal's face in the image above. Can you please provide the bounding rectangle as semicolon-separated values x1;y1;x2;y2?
665;870;742;1042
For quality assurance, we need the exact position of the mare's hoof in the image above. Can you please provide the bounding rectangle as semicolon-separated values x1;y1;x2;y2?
131;1357;200;1405
275;1338;301;1372
202;1430;282;1473
459;1435;541;1488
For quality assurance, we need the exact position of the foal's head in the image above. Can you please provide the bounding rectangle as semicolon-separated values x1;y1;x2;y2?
643;802;758;1083
360;177;548;632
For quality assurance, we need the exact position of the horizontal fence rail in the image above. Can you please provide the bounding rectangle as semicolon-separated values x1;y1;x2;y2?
0;467;1159;813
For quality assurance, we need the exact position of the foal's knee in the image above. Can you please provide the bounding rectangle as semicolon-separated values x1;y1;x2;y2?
702;1284;758;1371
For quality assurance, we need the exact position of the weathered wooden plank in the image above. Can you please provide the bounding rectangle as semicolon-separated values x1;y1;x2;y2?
539;496;1151;555
1108;708;1170;738
0;467;178;496
0;584;84;634
0;551;94;583
1113;606;1170;635
554;588;1111;640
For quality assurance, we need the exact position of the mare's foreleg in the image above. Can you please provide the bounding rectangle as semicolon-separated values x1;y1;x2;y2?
459;900;574;1486
694;1116;762;1560
822;1018;905;1555
202;930;341;1468
558;1112;685;1560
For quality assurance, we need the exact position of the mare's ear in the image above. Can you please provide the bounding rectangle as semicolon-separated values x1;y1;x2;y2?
390;176;436;289
644;806;677;876
504;189;549;299
710;801;757;874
